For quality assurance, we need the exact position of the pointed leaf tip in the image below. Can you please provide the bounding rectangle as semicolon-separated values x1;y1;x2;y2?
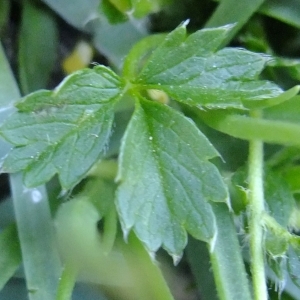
172;253;183;266
181;19;190;27
148;251;157;263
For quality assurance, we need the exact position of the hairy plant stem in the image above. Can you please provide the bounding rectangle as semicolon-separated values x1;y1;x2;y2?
248;109;268;300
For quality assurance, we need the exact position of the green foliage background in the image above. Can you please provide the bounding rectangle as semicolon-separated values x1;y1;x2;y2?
1;0;300;300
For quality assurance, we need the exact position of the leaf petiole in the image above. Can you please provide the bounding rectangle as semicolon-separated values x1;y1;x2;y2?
55;264;77;300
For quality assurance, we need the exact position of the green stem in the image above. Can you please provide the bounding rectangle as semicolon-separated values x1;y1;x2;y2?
248;110;268;300
55;264;77;300
102;206;118;255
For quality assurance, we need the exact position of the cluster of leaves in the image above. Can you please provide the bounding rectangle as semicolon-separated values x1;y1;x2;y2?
2;22;298;258
1;0;300;300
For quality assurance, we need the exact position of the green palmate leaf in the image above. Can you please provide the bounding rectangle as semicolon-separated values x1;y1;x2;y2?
0;66;124;189
116;98;228;258
131;23;288;109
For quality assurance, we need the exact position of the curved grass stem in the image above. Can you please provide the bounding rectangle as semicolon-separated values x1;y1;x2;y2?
55;264;77;300
248;110;268;300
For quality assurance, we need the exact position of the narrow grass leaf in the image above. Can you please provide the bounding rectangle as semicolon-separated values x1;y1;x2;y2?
0;42;61;300
209;203;252;300
10;174;61;300
18;0;58;94
0;0;10;33
0;223;22;290
0;44;19;110
0;43;20;159
186;238;218;300
205;0;265;44
260;0;300;29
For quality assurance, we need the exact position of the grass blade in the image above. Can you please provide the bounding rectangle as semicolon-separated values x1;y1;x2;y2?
186;238;218;300
9;173;61;300
0;42;61;300
18;0;58;94
0;223;22;290
205;0;265;44
209;203;252;300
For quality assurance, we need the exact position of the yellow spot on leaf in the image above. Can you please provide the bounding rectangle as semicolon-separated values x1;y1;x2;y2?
147;89;169;104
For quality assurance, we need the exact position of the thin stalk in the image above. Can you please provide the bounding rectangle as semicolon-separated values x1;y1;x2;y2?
55;264;77;300
248;109;268;300
102;206;117;255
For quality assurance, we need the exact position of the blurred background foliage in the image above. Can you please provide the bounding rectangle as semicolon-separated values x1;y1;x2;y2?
1;0;300;299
